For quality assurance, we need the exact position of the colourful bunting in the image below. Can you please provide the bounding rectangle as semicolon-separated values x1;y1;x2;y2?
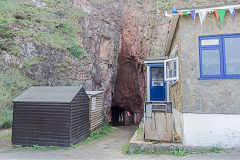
170;6;237;27
172;7;178;13
198;10;208;26
183;11;189;16
178;11;183;16
217;9;226;24
190;10;196;20
215;9;219;20
228;7;236;19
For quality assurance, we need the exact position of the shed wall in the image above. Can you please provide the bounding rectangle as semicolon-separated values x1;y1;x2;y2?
70;88;90;145
12;103;71;146
89;93;103;133
179;10;240;114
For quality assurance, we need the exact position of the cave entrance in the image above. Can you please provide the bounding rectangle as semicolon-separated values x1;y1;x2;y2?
109;24;146;125
110;107;134;126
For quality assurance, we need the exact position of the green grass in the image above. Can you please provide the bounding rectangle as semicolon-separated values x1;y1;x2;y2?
1;133;12;139
0;109;13;129
136;127;143;135
12;145;60;151
129;147;224;156
0;68;35;113
0;0;88;59
122;144;130;154
12;123;114;151
78;124;114;146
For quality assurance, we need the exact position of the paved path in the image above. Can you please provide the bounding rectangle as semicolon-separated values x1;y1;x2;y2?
0;126;240;160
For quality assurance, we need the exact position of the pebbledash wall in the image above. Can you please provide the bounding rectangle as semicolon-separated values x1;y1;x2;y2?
169;9;240;148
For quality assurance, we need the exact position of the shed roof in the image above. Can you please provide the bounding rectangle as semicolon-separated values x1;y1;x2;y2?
13;86;83;103
86;91;103;96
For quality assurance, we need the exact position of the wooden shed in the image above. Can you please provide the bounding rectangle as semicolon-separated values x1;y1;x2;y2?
12;86;90;147
86;91;103;133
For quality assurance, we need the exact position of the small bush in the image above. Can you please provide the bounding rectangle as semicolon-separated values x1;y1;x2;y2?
122;144;130;154
68;44;87;60
54;10;65;17
133;148;142;154
169;148;187;156
0;68;35;112
0;19;13;39
0;109;13;129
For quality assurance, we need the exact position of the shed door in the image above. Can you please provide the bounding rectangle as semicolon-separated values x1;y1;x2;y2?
150;67;165;101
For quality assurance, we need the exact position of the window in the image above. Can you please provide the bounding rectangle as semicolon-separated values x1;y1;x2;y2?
199;34;240;79
164;57;179;81
152;68;164;86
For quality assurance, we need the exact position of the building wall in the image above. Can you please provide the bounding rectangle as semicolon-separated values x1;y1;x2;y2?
179;10;240;114
183;113;240;148
169;22;184;141
177;10;240;147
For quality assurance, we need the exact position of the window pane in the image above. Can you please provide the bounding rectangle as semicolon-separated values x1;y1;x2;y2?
201;39;219;46
166;60;177;79
202;49;221;75
225;37;240;75
152;68;164;86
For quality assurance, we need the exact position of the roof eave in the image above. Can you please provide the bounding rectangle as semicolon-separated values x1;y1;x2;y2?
164;14;179;57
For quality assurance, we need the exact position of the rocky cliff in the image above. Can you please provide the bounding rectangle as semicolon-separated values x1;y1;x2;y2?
0;0;238;122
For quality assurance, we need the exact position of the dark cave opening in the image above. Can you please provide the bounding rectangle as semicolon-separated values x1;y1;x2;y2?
110;49;145;125
109;17;146;125
110;106;134;126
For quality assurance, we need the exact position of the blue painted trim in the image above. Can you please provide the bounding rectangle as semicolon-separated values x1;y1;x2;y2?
150;66;166;101
198;77;240;80
147;63;164;67
199;33;240;79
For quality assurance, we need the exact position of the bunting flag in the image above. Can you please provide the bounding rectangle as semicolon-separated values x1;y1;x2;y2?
183;11;189;16
228;7;236;19
198;10;208;26
178;10;183;16
215;9;219;19
172;7;178;13
190;10;196;20
169;6;237;28
217;9;226;24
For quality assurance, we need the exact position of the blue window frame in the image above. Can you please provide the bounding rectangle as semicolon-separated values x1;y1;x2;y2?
199;34;240;79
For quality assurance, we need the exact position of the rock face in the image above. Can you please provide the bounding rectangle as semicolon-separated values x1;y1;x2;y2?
1;0;238;122
78;1;124;121
111;3;145;123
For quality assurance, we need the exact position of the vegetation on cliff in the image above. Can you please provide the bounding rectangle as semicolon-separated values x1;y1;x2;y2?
0;0;88;128
0;0;87;58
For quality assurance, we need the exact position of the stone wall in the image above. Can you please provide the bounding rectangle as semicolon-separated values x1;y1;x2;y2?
169;22;183;141
169;22;183;112
179;10;240;114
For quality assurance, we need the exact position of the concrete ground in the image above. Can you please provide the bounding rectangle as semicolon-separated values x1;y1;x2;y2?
0;126;240;160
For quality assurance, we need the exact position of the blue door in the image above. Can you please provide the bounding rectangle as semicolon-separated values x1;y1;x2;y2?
150;67;165;101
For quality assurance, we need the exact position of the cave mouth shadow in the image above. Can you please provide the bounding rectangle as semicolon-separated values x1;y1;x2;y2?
110;106;134;126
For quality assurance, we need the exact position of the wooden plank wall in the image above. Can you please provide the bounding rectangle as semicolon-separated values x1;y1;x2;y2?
89;93;103;133
12;103;71;147
70;88;90;145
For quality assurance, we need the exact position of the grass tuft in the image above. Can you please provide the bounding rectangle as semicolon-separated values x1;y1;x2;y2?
79;123;114;146
130;146;224;156
122;144;130;154
1;133;12;139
